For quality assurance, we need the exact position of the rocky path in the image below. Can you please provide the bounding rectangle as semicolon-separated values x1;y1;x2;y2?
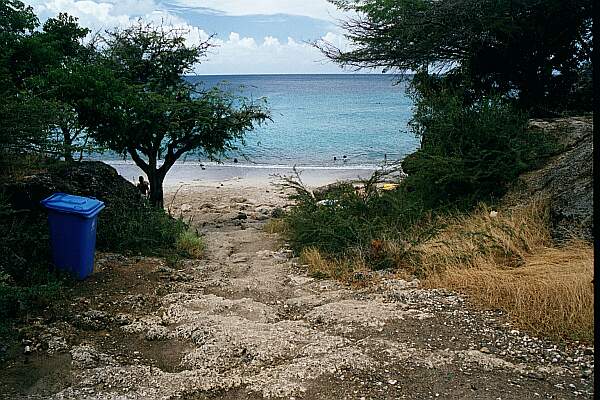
1;186;594;399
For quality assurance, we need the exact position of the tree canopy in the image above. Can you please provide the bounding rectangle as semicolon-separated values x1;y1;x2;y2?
0;1;96;159
81;23;270;206
0;0;49;154
320;0;593;114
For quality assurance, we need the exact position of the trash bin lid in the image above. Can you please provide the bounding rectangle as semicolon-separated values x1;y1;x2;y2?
41;193;105;218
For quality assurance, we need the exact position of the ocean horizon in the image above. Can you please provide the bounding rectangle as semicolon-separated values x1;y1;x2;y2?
96;74;420;168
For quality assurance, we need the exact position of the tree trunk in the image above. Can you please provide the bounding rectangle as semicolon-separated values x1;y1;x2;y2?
128;148;173;209
62;127;74;162
148;169;166;208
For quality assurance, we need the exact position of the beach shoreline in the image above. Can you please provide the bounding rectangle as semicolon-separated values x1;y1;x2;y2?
108;161;379;189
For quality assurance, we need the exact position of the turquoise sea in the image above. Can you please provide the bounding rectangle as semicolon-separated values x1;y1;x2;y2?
184;74;419;168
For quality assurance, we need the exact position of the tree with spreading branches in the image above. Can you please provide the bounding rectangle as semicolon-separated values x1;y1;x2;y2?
81;23;270;207
319;0;593;114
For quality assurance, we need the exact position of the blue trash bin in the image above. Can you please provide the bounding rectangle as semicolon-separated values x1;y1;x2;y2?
41;193;105;280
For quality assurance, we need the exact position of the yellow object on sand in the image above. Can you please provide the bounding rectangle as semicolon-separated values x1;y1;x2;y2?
382;183;399;191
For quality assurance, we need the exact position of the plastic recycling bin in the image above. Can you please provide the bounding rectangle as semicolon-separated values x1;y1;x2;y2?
41;193;105;280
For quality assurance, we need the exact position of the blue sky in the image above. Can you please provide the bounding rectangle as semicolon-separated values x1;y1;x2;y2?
26;0;364;74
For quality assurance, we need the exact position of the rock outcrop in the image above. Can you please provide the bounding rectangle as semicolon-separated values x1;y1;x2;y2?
2;161;143;212
0;161;147;275
507;116;593;241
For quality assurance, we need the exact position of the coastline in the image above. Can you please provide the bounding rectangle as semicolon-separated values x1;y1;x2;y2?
107;161;378;189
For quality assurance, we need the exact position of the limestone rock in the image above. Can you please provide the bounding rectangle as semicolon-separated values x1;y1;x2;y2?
507;117;593;241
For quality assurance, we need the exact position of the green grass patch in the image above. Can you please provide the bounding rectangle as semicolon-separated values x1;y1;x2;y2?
176;230;206;259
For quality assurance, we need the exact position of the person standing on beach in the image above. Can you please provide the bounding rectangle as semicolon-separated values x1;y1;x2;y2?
137;176;149;198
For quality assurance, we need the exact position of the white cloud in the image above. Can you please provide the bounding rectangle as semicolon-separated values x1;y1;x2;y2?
197;31;351;75
171;0;345;21
31;0;173;31
263;36;280;47
26;0;354;74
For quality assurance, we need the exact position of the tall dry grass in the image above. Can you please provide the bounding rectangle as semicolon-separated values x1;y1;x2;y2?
296;196;593;341
425;242;593;341
263;218;288;235
406;198;553;276
411;198;593;342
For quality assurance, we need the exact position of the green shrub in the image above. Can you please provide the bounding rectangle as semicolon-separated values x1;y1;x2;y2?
283;170;426;257
404;86;558;210
0;196;67;334
96;200;189;257
0;280;64;332
175;230;206;259
283;92;557;274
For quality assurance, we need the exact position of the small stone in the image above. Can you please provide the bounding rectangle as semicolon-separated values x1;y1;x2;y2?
480;347;491;354
525;371;545;380
234;212;248;220
388;380;397;385
230;254;249;264
581;369;592;378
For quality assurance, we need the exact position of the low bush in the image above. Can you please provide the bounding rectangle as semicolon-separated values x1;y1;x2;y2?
175;230;206;259
283;169;426;257
0;196;67;333
96;201;190;257
404;91;559;210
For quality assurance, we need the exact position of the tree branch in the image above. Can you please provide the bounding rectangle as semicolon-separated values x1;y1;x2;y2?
128;147;149;173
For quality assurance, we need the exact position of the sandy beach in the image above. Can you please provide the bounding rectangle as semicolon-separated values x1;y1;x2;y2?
108;161;378;190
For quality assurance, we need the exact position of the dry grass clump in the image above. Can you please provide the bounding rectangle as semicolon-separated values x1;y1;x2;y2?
407;197;593;342
425;242;593;342
406;198;552;277
263;218;288;234
300;247;378;288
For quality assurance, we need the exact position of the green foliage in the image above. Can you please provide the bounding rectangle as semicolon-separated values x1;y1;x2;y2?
0;194;66;331
283;171;425;257
0;1;100;160
322;0;593;115
0;0;51;155
81;22;270;206
0;280;64;333
403;80;559;209
175;230;206;259
0;0;38;40
96;202;189;257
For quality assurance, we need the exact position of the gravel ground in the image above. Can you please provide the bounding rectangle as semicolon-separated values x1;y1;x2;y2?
0;185;594;399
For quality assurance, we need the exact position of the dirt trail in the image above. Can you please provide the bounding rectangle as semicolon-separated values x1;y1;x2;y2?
0;185;594;399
